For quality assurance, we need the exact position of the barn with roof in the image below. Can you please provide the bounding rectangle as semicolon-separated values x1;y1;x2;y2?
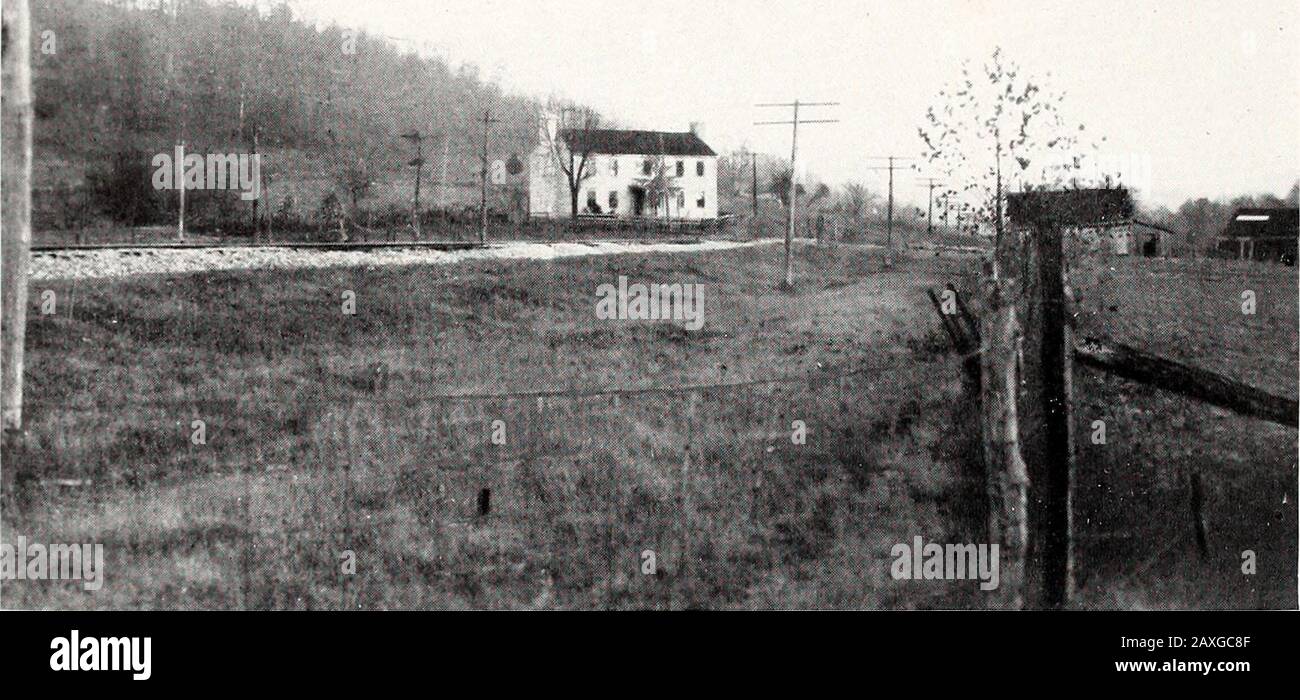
1215;207;1298;264
1005;187;1166;256
529;115;718;221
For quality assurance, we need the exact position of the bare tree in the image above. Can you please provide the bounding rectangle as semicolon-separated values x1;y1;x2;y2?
342;155;374;232
768;166;805;208
637;134;685;220
840;181;872;225
547;106;601;219
327;127;379;240
808;182;831;208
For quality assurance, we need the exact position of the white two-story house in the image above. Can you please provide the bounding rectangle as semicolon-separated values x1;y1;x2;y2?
529;117;718;221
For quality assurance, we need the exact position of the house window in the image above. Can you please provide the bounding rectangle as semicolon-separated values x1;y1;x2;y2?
586;159;597;176
677;191;685;209
697;192;706;208
643;159;653;176
676;160;684;177
608;191;619;210
696;161;705;176
586;190;598;212
611;159;618;176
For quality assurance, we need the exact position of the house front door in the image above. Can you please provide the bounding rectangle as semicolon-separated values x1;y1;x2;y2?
631;186;646;216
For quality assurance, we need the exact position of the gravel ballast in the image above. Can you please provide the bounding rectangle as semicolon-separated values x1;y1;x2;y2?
30;239;783;282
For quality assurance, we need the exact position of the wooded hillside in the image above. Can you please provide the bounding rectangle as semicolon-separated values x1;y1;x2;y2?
30;0;584;232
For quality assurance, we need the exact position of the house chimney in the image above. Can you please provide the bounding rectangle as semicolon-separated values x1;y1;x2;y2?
538;112;558;144
689;121;705;141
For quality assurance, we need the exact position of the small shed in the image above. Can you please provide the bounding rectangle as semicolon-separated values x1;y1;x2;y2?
1006;187;1140;256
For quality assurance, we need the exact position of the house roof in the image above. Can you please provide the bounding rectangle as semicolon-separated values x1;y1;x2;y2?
1132;218;1177;236
560;129;716;157
1221;207;1299;239
1006;187;1134;227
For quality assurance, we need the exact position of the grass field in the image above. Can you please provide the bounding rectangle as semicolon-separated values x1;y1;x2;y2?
1068;255;1297;609
2;242;1294;609
4;243;991;609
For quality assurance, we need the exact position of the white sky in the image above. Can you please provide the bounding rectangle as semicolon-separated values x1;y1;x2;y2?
283;0;1299;208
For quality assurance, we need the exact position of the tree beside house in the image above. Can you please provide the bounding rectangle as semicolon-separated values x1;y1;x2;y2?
529;115;718;221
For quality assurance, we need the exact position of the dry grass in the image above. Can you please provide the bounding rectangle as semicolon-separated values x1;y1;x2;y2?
3;243;989;609
7;245;1292;609
1068;254;1297;609
1072;254;1298;395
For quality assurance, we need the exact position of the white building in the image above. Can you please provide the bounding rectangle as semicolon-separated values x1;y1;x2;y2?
529;118;718;221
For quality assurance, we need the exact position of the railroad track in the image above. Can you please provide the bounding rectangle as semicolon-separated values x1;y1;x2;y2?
27;236;750;282
31;240;486;255
30;236;712;255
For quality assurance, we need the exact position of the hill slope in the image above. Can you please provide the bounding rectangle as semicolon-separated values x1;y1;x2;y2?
31;0;588;231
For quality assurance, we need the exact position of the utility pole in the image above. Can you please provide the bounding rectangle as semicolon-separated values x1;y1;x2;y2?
169;0;185;241
248;14;264;242
441;134;449;210
401;131;424;239
2;0;33;440
865;155;915;268
756;100;839;289
177;139;186;241
751;152;758;214
251;126;260;242
479;108;500;245
916;177;943;237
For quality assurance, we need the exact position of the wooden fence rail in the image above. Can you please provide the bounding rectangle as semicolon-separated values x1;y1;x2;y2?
1074;336;1298;428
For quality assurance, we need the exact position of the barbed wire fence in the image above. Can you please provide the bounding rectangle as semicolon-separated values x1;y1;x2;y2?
8;351;955;610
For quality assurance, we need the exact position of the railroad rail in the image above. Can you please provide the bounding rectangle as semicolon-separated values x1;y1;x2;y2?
30;240;486;254
30;237;711;255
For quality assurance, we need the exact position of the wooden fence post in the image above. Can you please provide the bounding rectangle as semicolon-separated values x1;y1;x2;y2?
2;0;33;445
980;277;1028;609
1033;219;1075;608
1189;470;1209;557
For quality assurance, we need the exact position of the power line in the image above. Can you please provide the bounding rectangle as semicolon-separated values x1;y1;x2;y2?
864;155;916;267
478;108;501;245
750;150;758;220
915;177;945;237
373;359;896;404
755;100;840;289
58;357;905;411
400;131;426;238
754;101;840;107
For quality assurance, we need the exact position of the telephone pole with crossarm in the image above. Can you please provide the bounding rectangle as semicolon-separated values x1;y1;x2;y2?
755;100;839;289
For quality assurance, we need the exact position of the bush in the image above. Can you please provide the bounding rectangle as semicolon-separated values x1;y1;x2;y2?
184;188;252;236
86;150;165;226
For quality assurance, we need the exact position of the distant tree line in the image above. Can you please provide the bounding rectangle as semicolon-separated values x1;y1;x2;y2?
1138;183;1299;255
